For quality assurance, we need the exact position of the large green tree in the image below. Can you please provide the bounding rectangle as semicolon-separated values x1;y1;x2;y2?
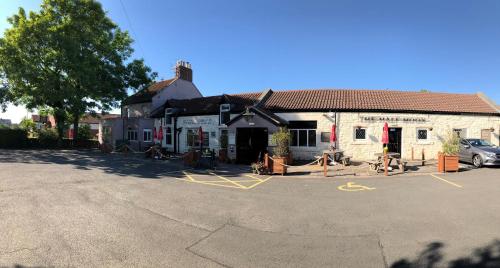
0;0;156;141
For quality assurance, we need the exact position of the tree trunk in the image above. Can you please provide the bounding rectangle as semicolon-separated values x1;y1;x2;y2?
72;117;79;144
53;108;66;144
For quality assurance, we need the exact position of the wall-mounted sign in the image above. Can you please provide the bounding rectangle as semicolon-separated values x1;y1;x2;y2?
360;116;427;123
228;132;236;145
181;118;215;126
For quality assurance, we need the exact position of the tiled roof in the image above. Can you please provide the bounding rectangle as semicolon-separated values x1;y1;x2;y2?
224;92;261;112
167;95;225;116
122;78;176;105
262;89;498;114
80;113;121;124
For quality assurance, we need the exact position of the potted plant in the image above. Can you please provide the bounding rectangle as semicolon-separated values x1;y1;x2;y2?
219;132;228;162
271;127;291;175
438;130;460;172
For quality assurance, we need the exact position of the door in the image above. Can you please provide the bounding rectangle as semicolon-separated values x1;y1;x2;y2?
236;128;268;164
385;128;402;154
481;129;491;142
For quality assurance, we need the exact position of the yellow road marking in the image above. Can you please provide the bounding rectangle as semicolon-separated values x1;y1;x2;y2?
338;182;376;192
246;176;273;190
180;179;243;189
182;171;195;181
245;174;264;182
207;170;247;189
430;174;463;188
182;179;261;183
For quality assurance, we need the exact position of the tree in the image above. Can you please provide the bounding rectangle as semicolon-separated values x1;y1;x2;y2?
19;117;36;135
0;0;156;142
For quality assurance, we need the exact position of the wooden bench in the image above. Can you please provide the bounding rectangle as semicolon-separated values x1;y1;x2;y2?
365;160;382;172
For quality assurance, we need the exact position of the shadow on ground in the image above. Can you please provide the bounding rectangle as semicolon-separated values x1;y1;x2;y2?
0;149;250;179
391;240;500;268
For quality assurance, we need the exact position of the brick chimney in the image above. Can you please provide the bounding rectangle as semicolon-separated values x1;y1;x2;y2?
175;60;193;82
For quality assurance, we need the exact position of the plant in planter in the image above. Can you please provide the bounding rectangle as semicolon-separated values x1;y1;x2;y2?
271;127;291;175
438;130;460;172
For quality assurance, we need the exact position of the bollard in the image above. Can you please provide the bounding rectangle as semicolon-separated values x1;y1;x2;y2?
411;147;414;161
422;148;425;166
384;151;388;176
323;153;328;177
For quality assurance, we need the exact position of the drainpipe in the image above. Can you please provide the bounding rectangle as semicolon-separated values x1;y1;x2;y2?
174;116;177;153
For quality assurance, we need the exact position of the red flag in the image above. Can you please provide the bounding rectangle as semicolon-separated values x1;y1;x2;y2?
330;124;337;143
382;122;389;144
158;127;163;141
153;127;157;141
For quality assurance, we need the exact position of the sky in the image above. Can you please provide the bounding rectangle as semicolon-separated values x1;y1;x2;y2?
1;0;500;123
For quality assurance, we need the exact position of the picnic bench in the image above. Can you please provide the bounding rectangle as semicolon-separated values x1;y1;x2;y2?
368;152;407;173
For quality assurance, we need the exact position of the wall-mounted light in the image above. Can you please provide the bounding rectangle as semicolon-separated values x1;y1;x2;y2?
242;107;255;122
490;127;495;132
429;127;433;131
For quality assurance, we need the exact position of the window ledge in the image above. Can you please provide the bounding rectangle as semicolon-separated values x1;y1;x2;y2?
352;140;370;145
417;141;433;145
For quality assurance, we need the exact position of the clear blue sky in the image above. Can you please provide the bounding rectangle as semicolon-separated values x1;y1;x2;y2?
1;0;500;121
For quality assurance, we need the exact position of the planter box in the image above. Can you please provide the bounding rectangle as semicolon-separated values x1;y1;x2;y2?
444;155;459;172
271;156;287;175
218;149;227;162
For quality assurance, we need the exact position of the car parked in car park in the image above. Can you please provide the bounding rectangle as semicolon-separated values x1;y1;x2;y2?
459;139;500;167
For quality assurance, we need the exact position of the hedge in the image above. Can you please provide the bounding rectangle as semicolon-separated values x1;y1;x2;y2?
0;128;28;148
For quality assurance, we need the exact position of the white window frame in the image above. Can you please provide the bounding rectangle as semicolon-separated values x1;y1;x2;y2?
220;104;231;125
416;128;430;143
354;127;367;141
127;129;138;141
289;129;316;147
143;129;152;142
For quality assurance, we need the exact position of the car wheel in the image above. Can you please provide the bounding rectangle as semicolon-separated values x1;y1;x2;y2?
473;155;483;168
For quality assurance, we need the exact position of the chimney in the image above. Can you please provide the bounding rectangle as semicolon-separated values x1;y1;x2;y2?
175;60;193;82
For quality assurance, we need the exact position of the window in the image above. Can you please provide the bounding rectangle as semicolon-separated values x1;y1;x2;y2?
453;128;467;139
220;104;231;125
320;132;331;142
165;108;173;125
143;129;152;142
354;128;366;140
165;127;172;145
187;129;209;147
417;128;428;141
127;129;138;141
289;129;316;147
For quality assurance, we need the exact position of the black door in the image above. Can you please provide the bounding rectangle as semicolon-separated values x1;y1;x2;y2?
236;128;268;164
385;128;402;154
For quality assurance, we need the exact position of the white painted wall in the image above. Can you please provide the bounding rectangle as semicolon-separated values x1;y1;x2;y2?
176;115;222;153
151;79;202;109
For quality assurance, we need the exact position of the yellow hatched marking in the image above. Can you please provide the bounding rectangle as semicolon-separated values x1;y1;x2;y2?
182;171;195;181
207;170;247;189
180;179;243;189
430;174;463;188
246;176;273;190
245;174;264;182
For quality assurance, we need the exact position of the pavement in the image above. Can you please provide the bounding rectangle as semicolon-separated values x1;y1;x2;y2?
0;149;499;268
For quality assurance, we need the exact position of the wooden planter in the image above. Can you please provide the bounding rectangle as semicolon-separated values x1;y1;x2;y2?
271;156;287;175
444;155;459;172
438;152;459;172
218;149;227;162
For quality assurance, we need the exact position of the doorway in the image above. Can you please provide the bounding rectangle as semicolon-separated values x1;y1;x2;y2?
384;127;402;154
236;128;268;164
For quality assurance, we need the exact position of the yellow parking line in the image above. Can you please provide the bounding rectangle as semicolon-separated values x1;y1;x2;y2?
245;174;264;182
182;171;195;181
182;179;243;189
184;179;261;183
207;170;247;189
246;176;273;190
430;174;463;188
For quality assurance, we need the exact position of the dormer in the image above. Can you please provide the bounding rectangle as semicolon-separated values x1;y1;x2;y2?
220;103;231;125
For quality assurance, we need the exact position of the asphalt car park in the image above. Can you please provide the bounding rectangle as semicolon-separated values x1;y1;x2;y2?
1;150;500;267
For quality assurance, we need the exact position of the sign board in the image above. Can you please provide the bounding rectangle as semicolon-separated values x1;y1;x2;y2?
228;132;236;145
360;116;426;123
181;118;216;126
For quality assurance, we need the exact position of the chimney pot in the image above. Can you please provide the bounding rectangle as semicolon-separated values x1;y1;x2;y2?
175;60;193;82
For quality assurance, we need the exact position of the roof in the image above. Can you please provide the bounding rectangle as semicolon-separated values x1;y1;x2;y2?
80;113;121;124
261;89;499;115
122;78;176;105
225;106;288;126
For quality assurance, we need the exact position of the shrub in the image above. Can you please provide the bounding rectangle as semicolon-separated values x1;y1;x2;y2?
38;128;59;148
271;127;290;157
77;124;92;140
0;128;28;148
442;130;460;155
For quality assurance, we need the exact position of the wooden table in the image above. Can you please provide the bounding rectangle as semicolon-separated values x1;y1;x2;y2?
373;152;406;172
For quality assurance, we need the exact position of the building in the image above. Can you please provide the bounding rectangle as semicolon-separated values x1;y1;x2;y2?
150;89;500;163
103;61;203;150
0;118;12;126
